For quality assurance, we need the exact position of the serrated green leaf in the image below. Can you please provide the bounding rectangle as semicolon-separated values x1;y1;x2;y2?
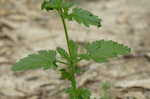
12;50;57;71
66;8;101;27
57;47;70;60
85;40;131;62
66;87;91;99
41;0;74;11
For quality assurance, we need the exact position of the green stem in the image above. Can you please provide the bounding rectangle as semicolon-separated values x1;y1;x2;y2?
58;8;77;96
71;68;77;89
58;8;72;56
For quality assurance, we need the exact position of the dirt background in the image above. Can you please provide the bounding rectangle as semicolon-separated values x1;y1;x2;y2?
0;0;150;99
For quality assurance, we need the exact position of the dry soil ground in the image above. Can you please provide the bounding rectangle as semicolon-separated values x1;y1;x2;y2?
0;0;150;99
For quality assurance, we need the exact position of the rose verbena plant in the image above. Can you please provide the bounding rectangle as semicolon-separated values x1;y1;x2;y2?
11;0;131;99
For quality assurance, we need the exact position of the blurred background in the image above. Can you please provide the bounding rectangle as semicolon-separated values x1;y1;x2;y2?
0;0;150;99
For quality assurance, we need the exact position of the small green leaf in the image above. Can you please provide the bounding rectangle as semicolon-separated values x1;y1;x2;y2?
100;82;111;99
61;1;74;9
41;0;74;11
101;82;111;91
77;88;91;99
57;47;70;60
41;0;54;10
69;40;78;60
60;69;72;80
66;8;101;27
74;66;85;74
66;88;91;99
12;50;57;71
85;40;131;62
